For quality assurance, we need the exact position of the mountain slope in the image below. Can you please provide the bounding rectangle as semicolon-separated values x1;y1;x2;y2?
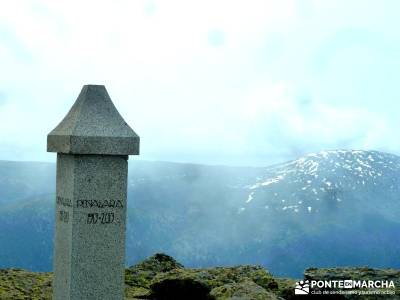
244;150;400;218
0;150;399;277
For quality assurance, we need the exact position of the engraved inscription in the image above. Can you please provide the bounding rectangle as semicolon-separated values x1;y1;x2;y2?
77;199;123;209
56;197;124;209
59;210;69;223
56;197;122;225
56;196;72;207
87;212;115;224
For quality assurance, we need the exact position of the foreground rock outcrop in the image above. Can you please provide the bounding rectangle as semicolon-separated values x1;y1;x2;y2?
124;253;292;299
0;268;52;299
0;253;398;299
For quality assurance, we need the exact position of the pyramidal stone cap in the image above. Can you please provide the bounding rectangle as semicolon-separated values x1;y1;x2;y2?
47;85;139;155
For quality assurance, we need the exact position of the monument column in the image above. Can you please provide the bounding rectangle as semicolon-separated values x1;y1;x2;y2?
47;85;139;300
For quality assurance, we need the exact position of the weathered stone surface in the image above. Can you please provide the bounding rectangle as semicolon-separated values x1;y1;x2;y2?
129;253;184;274
149;264;278;300
125;253;183;299
47;85;139;155
210;279;280;300
53;154;128;300
48;85;140;300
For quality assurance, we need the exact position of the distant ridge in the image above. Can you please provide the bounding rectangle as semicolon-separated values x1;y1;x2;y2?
0;150;399;277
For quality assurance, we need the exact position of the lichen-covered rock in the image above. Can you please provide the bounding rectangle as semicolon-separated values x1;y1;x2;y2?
274;278;297;300
129;253;184;274
1;254;398;300
149;265;278;299
152;265;277;289
210;279;280;300
149;268;214;299
0;268;52;300
125;253;183;298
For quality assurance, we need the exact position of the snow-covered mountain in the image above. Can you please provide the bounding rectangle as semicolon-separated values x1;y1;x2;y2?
241;150;400;219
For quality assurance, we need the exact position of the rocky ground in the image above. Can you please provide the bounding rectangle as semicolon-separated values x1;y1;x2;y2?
0;253;398;299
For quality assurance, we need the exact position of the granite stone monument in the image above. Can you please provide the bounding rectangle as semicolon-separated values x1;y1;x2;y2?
47;85;139;299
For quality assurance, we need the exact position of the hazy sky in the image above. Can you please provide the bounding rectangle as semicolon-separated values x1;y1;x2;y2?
1;0;400;166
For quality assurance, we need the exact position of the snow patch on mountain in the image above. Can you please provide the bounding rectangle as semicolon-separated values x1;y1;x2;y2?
244;150;400;213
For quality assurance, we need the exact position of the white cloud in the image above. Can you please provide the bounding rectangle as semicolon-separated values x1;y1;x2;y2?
0;0;399;165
